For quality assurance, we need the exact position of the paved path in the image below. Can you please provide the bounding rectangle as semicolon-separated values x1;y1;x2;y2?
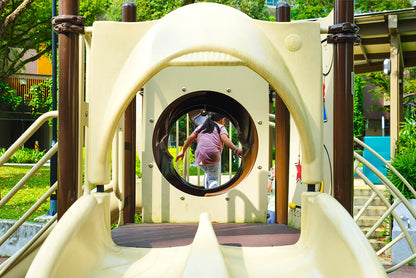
387;265;416;277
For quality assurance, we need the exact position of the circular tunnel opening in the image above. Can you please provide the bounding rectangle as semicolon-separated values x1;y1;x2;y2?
153;91;258;196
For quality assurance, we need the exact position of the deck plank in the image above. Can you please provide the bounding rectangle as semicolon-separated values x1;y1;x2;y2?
111;223;300;248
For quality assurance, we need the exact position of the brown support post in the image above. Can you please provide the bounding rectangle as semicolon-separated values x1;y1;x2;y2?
274;1;290;224
331;0;356;215
389;14;403;159
53;1;85;219
122;1;137;224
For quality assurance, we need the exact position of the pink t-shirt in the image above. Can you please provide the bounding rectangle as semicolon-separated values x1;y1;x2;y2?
193;123;228;165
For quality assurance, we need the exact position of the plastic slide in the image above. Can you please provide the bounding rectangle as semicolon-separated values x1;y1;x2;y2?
26;192;386;277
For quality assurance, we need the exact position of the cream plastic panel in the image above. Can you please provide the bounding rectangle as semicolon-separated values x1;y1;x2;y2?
86;3;322;185
26;193;387;277
288;11;335;202
141;66;269;222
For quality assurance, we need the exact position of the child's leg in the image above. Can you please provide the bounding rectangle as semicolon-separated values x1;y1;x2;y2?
200;164;220;189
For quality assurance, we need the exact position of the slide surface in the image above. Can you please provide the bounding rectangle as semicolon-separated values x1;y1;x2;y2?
26;192;387;278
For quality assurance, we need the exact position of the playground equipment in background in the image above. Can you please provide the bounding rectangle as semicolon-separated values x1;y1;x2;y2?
28;3;385;277
0;2;391;277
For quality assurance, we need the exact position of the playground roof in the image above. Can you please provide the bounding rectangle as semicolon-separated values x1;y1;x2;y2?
354;8;416;74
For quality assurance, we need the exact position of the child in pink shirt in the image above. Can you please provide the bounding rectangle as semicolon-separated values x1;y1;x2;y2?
176;112;243;189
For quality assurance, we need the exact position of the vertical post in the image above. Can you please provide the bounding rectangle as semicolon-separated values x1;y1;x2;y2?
48;0;58;216
389;14;403;159
53;0;85;219
274;1;290;224
332;0;356;215
122;1;137;224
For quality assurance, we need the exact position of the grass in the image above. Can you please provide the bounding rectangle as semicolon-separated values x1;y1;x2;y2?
0;166;51;222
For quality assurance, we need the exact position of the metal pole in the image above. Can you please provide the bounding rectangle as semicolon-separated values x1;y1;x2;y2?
274;1;290;224
332;0;356;215
48;0;58;216
122;1;137;224
53;0;85;219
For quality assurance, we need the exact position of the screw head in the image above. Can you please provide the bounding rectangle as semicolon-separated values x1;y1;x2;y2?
257;165;262;170
149;118;154;123
85;111;88;117
226;88;231;93
181;87;187;92
225;197;230;201
257;120;262;125
180;196;185;200
148;163;153;168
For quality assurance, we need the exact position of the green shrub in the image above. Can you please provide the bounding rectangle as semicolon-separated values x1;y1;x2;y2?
354;75;366;140
0;82;23;111
168;146;195;176
0;148;46;164
388;149;416;199
396;116;416;155
136;154;142;178
387;115;416;199
27;79;52;116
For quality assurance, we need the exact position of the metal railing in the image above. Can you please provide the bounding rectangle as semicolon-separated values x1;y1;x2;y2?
0;111;58;274
353;137;416;273
0;111;58;167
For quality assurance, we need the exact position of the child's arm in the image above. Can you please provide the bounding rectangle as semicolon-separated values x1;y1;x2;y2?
176;133;197;161
220;134;243;157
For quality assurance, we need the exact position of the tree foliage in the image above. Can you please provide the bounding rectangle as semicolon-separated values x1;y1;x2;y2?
353;74;366;140
0;0;52;81
0;82;23;111
0;0;109;82
105;0;268;22
289;0;411;20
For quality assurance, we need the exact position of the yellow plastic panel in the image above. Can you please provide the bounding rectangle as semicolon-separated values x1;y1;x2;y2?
86;3;323;186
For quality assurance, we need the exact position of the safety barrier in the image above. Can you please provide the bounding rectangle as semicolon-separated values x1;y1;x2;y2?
0;111;58;275
353;137;416;273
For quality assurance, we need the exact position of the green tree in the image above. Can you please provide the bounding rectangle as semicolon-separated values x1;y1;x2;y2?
105;0;268;22
0;0;109;82
354;74;366;139
289;0;411;20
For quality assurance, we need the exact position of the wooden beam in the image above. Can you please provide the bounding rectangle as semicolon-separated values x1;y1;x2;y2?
274;1;291;225
122;2;137;224
333;0;355;215
389;15;404;159
56;0;82;219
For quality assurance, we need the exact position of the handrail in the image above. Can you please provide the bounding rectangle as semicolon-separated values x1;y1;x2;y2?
354;153;416;246
0;182;58;247
0;215;57;276
0;110;58;167
353;141;416;273
0;143;58;209
354;137;416;199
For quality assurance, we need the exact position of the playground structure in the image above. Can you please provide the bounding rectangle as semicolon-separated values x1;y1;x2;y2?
1;1;416;277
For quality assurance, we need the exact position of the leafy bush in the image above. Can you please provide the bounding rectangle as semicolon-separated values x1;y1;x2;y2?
0;148;46;164
354;75;366;140
396;116;416;155
388;149;416;199
0;82;23;111
27;79;52;116
168;146;195;176
388;116;416;199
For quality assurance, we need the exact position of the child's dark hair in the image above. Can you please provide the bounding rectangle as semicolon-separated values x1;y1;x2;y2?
198;112;224;134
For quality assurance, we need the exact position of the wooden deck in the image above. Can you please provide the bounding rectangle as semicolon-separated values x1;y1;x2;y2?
111;223;416;277
111;223;300;248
